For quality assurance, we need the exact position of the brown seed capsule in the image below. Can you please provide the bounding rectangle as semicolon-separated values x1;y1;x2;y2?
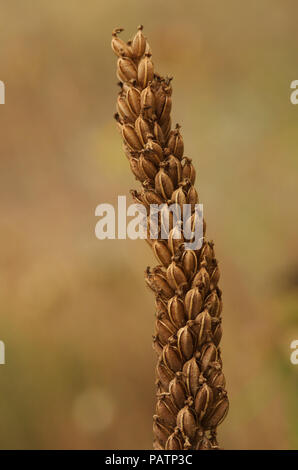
153;121;165;146
141;188;164;205
145;136;164;162
166;261;188;290
131;25;147;58
184;287;203;320
152;240;172;267
166;155;182;187
168;296;186;328
169;373;187;410
204;291;221;317
194;383;213;420
155;317;176;345
155;296;168;316
182;357;200;397
210;265;220;290
168;225;184;255
156;396;177;428
117;94;136;122
200;241;215;265
153;440;164;450
195;436;213;450
171;186;187;211
191;264;210;295
138;54;154;88
182;158;196;184
156;358;175;390
122;123;143;151
202;397;229;429
111;28;133;58
177;325;195;360
129;157;146;182
159;95;172;125
153;415;173;446
208;364;226;388
151;270;174;299
213;322;223;347
167;125;184;159
161;117;172;142
126;86;141;116
200;342;218;372
163;344;183;373
192;310;212;345
141;85;155;119
117;56;137;83
177;405;197;441
139;153;157;180
155;168;174;200
187;186;198;209
160;204;174;238
135;115;151;146
181;250;198;280
165;430;184;450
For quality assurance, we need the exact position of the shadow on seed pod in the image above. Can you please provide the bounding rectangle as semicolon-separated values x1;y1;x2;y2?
202;397;229;429
182;157;196;184
181;250;198;280
155;317;176;345
204;291;221;317
177;325;195;360
182;357;200;397
194;382;213;420
163;343;183;373
153;415;173;447
153;120;165;146
122;123;143;151
155;168;174;200
111;28;133;58
161;118;172;142
195;436;213;450
177;405;197;441
131;25;147;58
184;287;203;320
168;373;187;410
156;358;175;391
165;429;184;450
156;395;177;427
138;54;154;88
168;225;184;255
117;56;137;83
166;261;188;291
200;342;218;373
168;296;186;328
167;124;184;160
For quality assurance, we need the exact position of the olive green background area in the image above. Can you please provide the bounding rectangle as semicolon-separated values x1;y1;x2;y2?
0;0;298;450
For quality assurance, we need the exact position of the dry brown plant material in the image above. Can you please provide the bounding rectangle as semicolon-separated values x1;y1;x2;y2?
111;26;228;450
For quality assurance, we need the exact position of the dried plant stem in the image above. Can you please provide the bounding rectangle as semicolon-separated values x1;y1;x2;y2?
111;26;228;450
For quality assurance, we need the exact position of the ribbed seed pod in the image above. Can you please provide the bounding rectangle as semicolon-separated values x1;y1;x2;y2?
168;296;186;328
167;125;184;159
138;54;154;88
131;25;147;58
112;26;228;450
117;56;137;82
184;287;203;320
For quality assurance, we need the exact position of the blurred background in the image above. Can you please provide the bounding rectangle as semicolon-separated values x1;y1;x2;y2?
0;0;297;450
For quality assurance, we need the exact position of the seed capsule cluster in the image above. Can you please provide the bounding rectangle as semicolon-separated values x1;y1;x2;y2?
112;26;228;450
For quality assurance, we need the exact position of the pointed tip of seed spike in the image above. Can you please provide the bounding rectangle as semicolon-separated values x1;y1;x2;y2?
112;27;124;36
137;24;144;31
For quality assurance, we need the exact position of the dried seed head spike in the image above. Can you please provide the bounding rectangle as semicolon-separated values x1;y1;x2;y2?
131;25;147;58
112;26;228;450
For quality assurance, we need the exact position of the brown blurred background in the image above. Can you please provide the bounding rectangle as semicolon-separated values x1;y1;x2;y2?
0;0;297;449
